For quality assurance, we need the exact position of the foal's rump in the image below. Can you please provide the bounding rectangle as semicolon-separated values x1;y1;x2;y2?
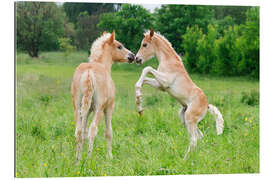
71;63;95;119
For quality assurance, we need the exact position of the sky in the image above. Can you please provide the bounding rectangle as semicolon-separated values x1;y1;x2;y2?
141;4;162;13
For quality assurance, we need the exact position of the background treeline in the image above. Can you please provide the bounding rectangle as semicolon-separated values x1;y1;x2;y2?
16;2;259;78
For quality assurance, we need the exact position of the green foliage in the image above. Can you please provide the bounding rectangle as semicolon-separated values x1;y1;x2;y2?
155;5;214;53
62;2;121;50
63;2;120;24
214;6;251;25
215;16;235;36
214;25;242;76
182;25;203;72
238;7;260;78
16;2;65;57
74;11;100;50
241;90;259;106
58;37;76;56
196;24;218;74
182;7;259;78
98;4;154;52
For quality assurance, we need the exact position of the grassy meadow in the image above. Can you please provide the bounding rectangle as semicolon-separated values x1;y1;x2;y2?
16;52;259;177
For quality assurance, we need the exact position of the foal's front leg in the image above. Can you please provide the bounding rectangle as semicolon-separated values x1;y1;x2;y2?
135;66;170;114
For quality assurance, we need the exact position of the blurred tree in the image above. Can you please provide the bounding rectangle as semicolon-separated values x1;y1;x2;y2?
196;24;219;74
63;2;121;24
58;37;75;57
214;25;242;76
182;25;203;72
63;2;121;50
215;16;235;37
75;11;100;50
154;5;214;53
214;6;251;25
237;7;260;78
16;2;65;57
63;20;76;43
98;4;154;52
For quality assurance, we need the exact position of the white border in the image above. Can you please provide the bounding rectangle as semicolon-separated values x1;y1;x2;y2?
2;0;269;180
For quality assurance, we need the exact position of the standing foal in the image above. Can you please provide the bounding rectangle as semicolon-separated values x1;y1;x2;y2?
135;30;224;159
71;32;134;160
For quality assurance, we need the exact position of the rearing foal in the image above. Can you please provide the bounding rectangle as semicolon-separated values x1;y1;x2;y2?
71;32;134;160
135;30;224;159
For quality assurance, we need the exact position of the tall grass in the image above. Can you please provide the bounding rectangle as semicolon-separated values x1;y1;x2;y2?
16;52;259;177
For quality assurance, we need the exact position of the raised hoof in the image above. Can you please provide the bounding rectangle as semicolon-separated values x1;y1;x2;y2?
138;110;143;116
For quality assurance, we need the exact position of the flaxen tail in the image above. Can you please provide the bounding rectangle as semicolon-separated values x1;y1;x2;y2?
208;104;224;135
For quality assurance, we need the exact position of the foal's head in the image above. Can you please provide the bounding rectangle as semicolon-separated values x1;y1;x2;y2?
135;29;155;64
103;31;135;63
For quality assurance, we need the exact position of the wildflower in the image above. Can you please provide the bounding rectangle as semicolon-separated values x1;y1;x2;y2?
245;117;248;121
244;132;248;137
77;171;80;175
104;173;107;176
44;163;48;167
16;172;18;177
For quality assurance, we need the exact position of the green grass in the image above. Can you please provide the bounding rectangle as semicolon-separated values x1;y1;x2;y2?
16;52;259;177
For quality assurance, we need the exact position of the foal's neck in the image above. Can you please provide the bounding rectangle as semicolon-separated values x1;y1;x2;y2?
92;52;113;74
154;37;183;67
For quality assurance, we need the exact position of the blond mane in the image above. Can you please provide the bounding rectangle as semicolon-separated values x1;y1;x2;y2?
144;31;183;62
88;33;112;62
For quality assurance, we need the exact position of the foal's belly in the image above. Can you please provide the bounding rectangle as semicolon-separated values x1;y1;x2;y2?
166;84;190;107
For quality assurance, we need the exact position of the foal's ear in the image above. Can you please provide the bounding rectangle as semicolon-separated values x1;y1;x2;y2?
107;31;115;44
150;29;154;38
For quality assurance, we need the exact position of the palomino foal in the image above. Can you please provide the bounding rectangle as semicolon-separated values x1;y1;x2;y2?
135;30;224;159
71;32;134;160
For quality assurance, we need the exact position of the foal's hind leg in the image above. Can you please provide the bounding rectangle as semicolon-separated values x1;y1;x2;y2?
183;100;208;159
75;94;92;161
183;120;198;160
178;106;187;126
104;102;114;158
88;108;103;157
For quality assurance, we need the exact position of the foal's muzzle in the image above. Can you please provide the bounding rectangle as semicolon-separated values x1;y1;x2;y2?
127;53;135;63
135;56;142;65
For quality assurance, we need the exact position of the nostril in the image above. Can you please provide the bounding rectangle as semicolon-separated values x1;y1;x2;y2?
128;54;135;61
135;57;142;64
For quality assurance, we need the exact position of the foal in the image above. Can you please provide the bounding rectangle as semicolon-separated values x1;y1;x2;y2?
71;32;134;160
135;30;224;159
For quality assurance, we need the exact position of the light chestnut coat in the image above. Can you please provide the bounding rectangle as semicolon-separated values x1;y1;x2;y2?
71;32;134;160
135;30;224;159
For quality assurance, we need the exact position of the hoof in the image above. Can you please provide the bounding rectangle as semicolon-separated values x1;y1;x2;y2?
138;110;143;116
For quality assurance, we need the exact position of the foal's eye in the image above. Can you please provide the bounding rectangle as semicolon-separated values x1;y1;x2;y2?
143;43;147;47
117;45;122;50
